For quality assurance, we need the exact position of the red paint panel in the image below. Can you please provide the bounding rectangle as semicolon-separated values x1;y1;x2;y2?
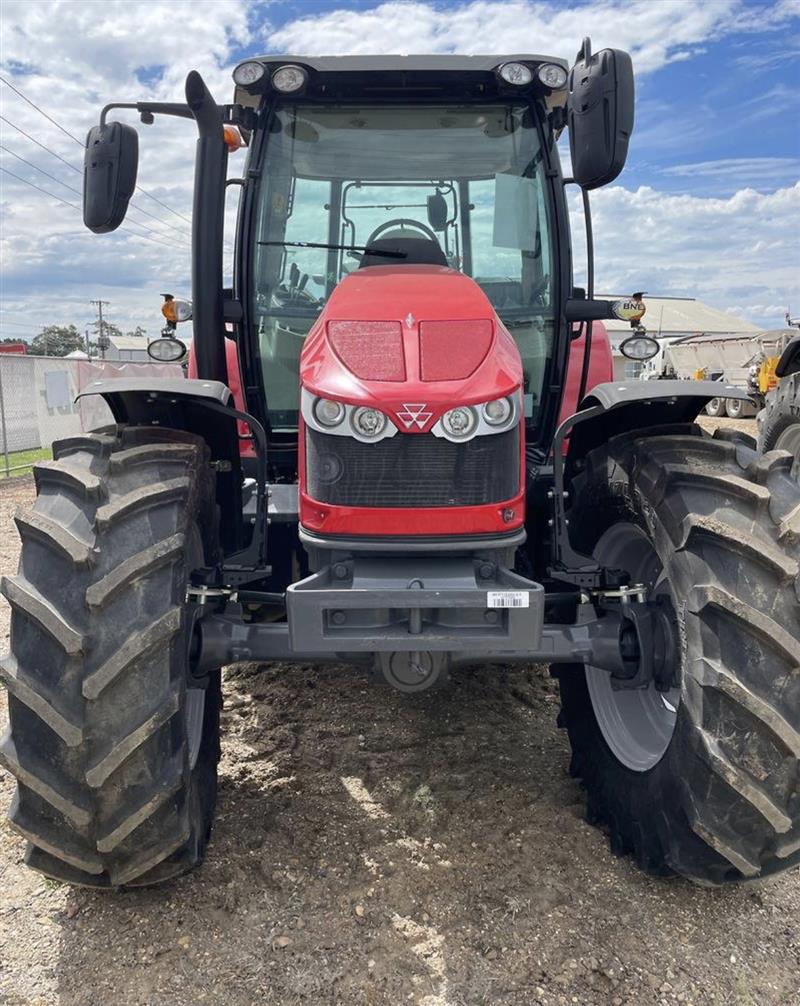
557;322;614;448
419;319;493;381
189;336;256;457
299;489;525;536
327;320;406;382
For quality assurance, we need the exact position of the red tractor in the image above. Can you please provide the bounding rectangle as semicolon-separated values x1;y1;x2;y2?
3;45;798;889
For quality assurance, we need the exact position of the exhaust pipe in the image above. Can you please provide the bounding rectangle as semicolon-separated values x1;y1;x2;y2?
185;71;228;385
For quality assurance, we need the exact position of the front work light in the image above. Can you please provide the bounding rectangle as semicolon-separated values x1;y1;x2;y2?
272;65;308;93
232;61;266;87
147;337;187;363
537;63;568;89
620;335;660;361
498;62;533;86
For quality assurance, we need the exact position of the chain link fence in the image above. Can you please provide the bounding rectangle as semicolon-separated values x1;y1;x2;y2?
0;355;183;476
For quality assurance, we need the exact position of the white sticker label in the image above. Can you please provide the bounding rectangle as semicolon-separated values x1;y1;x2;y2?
486;591;529;608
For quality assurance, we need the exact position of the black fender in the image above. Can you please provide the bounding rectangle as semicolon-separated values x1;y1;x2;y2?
562;379;751;470
76;378;266;562
775;334;800;378
548;379;752;584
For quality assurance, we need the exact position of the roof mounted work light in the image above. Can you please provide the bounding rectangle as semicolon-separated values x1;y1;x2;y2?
497;62;533;86
272;65;308;93
232;61;266;87
537;63;568;89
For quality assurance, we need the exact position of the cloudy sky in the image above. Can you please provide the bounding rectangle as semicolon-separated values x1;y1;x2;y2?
0;0;798;343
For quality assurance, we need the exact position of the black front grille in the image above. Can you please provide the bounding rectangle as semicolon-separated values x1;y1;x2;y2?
306;427;519;508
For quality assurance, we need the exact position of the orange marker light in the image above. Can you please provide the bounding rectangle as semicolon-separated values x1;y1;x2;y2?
223;125;243;152
161;298;192;323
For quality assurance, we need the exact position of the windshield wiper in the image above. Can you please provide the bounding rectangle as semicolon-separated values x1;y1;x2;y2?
258;240;407;259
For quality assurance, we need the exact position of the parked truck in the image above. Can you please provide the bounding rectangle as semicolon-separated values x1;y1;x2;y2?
2;44;799;889
646;329;795;419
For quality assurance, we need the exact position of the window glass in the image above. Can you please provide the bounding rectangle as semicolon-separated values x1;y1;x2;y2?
252;103;555;429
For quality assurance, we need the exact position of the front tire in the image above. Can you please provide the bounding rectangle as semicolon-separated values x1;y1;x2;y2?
556;425;800;884
1;426;221;887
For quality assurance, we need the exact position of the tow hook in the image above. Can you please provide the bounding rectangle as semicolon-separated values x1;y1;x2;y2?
377;650;449;692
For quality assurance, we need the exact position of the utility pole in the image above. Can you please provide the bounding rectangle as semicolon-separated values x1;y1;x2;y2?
90;299;110;360
85;327;92;359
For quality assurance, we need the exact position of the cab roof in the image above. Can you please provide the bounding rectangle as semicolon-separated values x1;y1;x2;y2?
233;53;569;108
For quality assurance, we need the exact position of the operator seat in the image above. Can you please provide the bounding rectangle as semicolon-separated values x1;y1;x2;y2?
359;235;448;269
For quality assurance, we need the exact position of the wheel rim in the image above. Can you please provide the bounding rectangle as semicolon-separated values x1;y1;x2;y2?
707;398;721;416
585;522;680;772
775;423;800;459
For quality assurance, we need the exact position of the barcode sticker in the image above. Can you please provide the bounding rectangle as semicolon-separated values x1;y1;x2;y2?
486;591;529;608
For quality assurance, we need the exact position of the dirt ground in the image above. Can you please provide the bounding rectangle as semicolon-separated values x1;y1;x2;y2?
2;416;799;1006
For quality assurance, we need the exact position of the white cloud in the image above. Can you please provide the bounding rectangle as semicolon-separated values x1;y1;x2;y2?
1;0;249;337
267;0;787;75
585;183;800;326
0;0;797;340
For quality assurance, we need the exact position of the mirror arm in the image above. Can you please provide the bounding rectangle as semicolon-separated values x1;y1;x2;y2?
100;101;195;127
576;187;595;406
565;299;616;323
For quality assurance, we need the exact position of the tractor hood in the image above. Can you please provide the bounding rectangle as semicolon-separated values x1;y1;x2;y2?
300;265;522;433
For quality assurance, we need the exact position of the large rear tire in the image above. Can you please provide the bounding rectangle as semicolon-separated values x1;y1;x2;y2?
555;425;800;884
758;372;800;461
1;426;221;887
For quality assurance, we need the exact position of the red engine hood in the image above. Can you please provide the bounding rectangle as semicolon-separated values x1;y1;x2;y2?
300;265;522;432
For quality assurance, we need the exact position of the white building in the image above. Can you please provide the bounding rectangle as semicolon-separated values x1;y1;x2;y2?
104;335;151;362
601;296;760;381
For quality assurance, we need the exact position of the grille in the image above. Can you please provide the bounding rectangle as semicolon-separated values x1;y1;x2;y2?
306;427;519;508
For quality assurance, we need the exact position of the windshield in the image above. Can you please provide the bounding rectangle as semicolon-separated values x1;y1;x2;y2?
251;102;556;429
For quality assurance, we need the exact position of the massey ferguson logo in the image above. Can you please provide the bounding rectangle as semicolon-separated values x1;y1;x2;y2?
397;403;432;429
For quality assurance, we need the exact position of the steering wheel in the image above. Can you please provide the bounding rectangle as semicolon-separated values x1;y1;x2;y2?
366;218;441;246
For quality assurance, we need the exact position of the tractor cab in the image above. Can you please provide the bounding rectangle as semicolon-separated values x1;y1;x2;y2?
251;93;555;433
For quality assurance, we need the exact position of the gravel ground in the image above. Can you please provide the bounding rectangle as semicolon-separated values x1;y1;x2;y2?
1;416;798;1006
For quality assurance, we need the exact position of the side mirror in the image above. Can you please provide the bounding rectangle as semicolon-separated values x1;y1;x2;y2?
427;193;448;232
567;39;634;190
83;121;139;233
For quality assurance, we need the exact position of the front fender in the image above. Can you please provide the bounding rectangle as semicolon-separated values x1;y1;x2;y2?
76;377;249;554
563;378;751;468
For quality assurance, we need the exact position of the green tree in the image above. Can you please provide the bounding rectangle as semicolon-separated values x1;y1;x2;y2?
30;324;84;357
90;319;122;343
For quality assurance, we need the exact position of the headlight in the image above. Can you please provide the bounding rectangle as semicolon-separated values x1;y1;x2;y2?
498;62;533;86
272;64;307;93
537;63;568;89
441;406;478;439
352;406;387;438
313;397;345;427
482;397;513;426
